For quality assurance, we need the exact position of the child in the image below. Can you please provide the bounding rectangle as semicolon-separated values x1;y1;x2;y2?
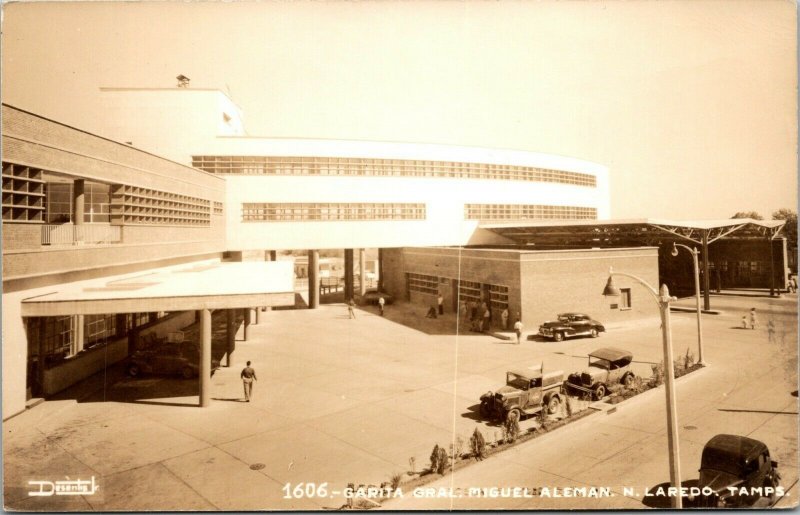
741;315;748;329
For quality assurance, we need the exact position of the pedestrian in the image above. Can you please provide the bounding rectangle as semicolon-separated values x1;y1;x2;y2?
469;300;477;321
741;315;748;329
749;308;757;329
437;293;444;315
347;298;356;319
459;300;468;322
513;318;523;345
425;306;438;319
483;306;491;332
240;360;257;402
378;295;385;316
501;308;509;331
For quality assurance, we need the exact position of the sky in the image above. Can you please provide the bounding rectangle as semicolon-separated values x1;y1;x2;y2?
1;1;796;220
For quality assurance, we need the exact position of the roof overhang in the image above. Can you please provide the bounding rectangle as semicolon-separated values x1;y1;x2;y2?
479;218;786;247
21;261;296;317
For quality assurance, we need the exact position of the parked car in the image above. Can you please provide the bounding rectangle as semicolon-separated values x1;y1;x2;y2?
566;347;634;400
361;289;394;305
479;366;566;422
695;434;781;508
538;313;605;342
126;341;220;379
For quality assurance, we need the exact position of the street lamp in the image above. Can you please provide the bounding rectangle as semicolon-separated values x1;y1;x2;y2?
603;267;683;509
671;242;706;366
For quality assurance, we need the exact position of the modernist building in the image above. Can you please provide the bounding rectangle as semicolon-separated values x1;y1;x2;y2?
2;87;787;420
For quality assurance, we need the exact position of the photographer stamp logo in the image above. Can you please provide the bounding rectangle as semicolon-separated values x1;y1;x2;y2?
28;477;99;497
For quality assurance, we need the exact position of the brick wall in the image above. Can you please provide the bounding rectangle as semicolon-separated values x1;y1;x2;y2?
386;246;660;329
2;224;40;252
1;104;227;281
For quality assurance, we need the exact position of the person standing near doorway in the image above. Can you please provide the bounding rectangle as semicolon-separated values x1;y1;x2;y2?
378;295;385;316
437;293;444;315
241;360;257;402
501;308;509;331
513;318;523;345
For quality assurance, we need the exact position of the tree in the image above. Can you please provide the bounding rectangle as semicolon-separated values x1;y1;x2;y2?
772;208;797;250
731;211;764;220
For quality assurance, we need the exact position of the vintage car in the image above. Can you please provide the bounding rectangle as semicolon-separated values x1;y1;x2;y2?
361;289;394;305
538;313;605;342
479;366;565;422
695;434;781;508
566;347;634;400
126;341;220;379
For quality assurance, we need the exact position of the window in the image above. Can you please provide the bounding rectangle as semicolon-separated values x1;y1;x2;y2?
190;155;597;187
242;203;426;222
620;288;632;310
407;273;439;295
464;204;597;220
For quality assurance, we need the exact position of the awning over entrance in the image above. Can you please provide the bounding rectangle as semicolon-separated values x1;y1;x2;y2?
480;218;785;247
21;261;296;317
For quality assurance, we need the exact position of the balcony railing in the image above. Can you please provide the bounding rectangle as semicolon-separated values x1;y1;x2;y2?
41;223;122;246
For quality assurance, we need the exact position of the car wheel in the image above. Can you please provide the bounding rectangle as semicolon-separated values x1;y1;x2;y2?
590;328;599;338
506;409;521;423
623;373;635;389
181;366;195;379
479;400;491;418
553;332;564;342
593;384;606;400
546;395;561;415
127;363;140;377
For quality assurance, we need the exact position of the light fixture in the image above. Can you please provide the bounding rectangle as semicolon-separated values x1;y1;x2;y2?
602;276;621;297
670;242;679;257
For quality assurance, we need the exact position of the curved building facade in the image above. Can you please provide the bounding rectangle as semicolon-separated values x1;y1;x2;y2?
98;88;610;251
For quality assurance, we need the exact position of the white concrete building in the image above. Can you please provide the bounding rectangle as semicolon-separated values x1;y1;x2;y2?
98;88;611;251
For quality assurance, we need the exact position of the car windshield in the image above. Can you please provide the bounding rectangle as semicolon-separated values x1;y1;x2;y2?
557;315;571;322
506;373;529;390
588;357;611;370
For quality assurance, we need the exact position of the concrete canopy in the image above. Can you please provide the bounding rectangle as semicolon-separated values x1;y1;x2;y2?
480;218;786;247
21;261;296;317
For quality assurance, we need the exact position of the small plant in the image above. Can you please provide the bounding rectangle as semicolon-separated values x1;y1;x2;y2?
389;472;402;490
452;436;465;460
684;347;695;370
429;444;449;475
470;427;486;460
538;408;548;431
408;456;416;474
650;361;665;386
503;413;520;443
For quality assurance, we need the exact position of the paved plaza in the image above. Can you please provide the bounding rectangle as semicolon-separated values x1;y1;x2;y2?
4;293;797;511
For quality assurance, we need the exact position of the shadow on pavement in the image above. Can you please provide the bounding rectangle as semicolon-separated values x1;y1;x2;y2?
50;310;238;407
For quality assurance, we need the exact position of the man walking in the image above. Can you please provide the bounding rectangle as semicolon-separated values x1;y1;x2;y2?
347;298;356;319
378;295;385;316
241;360;257;402
437;293;444;315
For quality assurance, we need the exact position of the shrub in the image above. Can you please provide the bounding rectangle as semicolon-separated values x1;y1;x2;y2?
450;436;465;460
503;413;520;443
470;427;486;460
650;361;665;386
684;347;695;369
389;472;402;490
429;444;449;475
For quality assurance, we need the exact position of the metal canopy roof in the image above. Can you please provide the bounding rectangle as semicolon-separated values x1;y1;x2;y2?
480;218;785;247
21;261;296;317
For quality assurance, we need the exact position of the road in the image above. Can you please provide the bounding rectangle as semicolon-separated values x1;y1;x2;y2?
381;294;798;509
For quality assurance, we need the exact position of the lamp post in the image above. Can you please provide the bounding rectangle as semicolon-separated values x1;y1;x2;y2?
671;242;706;366
603;267;682;509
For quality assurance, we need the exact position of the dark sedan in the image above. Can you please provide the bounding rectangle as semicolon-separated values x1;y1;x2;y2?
538;313;605;342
